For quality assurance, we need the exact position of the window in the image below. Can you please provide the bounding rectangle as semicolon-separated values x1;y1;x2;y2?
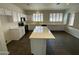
49;13;63;22
68;13;75;26
33;13;43;22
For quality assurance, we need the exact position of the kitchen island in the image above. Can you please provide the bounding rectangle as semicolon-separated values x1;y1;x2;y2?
29;26;55;55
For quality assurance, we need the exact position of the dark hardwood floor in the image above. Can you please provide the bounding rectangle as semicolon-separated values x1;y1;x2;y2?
7;31;79;55
7;31;32;55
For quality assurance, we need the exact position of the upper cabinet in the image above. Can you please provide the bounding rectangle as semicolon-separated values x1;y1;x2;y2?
20;13;27;21
20;13;26;17
4;9;12;16
0;8;5;15
17;13;27;22
12;12;27;23
0;8;27;23
12;11;18;22
0;9;12;16
17;12;22;22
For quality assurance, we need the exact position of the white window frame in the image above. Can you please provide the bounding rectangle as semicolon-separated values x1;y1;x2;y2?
33;13;43;22
49;13;63;22
68;13;75;26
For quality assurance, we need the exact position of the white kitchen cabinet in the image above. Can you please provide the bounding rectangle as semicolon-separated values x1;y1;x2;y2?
0;8;5;15
4;9;12;16
12;11;18;22
17;13;21;22
28;25;36;30
20;13;24;17
17;13;27;22
0;8;26;23
9;26;25;40
0;9;12;16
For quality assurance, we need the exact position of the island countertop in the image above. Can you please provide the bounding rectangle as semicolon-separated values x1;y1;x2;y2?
29;26;55;39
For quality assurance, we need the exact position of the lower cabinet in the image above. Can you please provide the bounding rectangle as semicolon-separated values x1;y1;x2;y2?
9;26;25;40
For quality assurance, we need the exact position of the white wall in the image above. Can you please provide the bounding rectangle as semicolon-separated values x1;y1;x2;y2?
0;18;9;55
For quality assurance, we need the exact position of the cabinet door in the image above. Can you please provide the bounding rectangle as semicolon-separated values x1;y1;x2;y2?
4;10;12;16
31;39;46;55
20;27;25;36
0;9;5;15
22;27;25;35
12;12;18;22
17;13;21;22
19;28;22;38
17;13;27;22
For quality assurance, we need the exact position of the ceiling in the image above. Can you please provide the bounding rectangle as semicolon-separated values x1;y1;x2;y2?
14;3;79;12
